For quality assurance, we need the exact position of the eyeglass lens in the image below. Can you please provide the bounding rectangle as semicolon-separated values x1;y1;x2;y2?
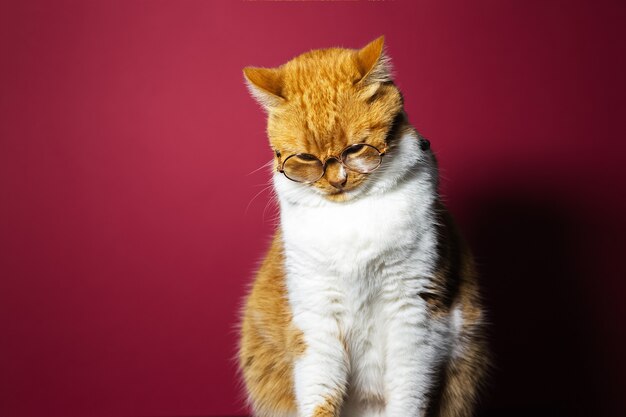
282;144;382;183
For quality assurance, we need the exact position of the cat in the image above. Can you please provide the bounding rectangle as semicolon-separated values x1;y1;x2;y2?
238;36;489;417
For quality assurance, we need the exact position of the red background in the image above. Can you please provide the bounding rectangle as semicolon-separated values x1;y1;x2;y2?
1;1;625;416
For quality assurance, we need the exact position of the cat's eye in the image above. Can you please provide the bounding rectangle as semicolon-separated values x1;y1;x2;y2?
277;143;385;184
281;154;325;183
340;144;384;173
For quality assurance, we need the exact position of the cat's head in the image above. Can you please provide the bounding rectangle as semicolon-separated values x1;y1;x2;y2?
244;36;410;202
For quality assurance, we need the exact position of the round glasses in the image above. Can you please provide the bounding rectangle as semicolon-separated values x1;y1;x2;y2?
276;143;386;183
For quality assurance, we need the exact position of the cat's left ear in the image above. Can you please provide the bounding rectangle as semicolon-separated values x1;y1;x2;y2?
355;35;392;84
243;66;286;111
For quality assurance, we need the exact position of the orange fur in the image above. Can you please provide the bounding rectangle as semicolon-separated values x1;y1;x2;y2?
239;231;302;417
244;36;402;201
311;392;345;417
425;208;490;417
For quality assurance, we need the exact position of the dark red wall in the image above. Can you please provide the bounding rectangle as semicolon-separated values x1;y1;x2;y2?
1;1;624;416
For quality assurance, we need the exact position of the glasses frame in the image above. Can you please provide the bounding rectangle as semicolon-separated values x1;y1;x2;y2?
275;143;387;184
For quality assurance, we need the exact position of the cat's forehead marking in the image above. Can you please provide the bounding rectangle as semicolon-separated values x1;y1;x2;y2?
278;54;358;156
265;44;402;161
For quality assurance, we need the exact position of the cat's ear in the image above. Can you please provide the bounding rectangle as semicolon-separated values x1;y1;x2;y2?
355;35;392;84
243;66;286;111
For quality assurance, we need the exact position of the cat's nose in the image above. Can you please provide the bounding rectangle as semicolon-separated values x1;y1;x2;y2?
325;159;347;190
329;177;347;190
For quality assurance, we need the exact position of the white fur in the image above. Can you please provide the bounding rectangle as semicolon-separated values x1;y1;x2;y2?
275;131;456;417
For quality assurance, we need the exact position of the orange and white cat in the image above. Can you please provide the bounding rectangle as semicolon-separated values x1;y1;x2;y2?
238;36;489;417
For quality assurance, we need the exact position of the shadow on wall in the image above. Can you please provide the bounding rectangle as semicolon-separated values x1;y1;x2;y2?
461;188;613;417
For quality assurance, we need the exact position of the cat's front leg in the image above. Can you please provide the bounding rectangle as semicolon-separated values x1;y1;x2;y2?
383;298;442;417
291;299;349;417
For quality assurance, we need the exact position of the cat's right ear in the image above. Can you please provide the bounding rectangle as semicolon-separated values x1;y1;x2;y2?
355;36;392;85
243;66;286;111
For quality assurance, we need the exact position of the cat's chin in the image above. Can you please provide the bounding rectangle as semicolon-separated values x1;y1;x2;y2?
322;189;360;202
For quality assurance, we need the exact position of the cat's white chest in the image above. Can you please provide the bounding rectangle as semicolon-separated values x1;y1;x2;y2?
280;180;439;415
280;188;422;273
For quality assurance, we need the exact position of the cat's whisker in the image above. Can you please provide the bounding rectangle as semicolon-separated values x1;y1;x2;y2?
247;160;274;176
244;184;273;216
252;181;273;187
262;192;280;223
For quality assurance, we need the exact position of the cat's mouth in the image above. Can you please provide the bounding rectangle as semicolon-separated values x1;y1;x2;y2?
307;178;370;202
325;191;349;202
313;179;372;202
323;187;360;202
